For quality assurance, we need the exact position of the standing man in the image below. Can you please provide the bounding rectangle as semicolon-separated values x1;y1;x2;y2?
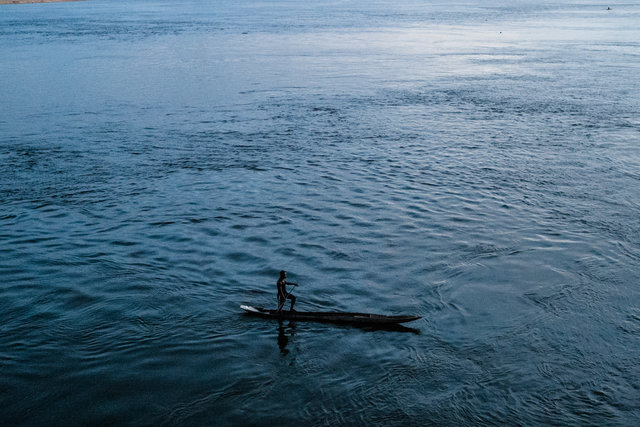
277;270;298;311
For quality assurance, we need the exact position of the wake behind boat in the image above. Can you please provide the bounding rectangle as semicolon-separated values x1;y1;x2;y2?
241;305;421;325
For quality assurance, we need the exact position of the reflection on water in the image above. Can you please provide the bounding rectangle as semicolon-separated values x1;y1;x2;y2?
277;321;295;356
275;318;419;356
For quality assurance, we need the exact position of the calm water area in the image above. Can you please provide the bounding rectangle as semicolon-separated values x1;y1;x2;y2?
1;0;639;424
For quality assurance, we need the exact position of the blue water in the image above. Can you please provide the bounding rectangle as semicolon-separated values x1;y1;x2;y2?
1;0;639;424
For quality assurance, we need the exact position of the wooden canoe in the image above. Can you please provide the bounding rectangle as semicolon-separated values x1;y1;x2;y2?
241;305;421;325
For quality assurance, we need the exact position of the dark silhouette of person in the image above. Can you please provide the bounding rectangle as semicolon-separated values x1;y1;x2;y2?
277;270;298;311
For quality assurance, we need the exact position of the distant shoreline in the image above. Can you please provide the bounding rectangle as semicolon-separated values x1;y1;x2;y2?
0;0;85;4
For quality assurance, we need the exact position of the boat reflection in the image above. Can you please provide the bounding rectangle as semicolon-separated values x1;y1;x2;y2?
354;323;421;334
276;319;420;354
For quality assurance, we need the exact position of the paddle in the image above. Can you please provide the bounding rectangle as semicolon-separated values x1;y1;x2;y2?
277;283;297;312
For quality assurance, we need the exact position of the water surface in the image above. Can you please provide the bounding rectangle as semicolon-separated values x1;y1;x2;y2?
1;0;639;424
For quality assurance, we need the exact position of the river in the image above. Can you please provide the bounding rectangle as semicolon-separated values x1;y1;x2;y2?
1;0;639;424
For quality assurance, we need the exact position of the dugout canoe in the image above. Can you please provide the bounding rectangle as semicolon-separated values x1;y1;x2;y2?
241;305;421;325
